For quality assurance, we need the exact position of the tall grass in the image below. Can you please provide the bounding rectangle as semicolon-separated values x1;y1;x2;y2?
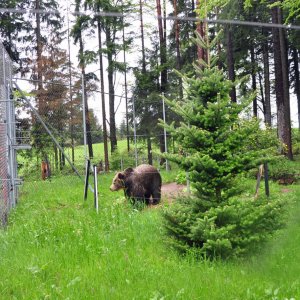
1;170;300;299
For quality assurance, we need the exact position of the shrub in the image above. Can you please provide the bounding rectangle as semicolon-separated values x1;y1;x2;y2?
110;149;137;171
163;195;287;259
268;156;299;183
175;171;187;185
291;129;300;155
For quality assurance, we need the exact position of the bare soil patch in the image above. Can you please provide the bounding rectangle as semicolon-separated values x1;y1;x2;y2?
161;182;186;202
281;188;292;193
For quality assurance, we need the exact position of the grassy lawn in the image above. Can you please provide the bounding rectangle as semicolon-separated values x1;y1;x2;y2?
1;166;300;299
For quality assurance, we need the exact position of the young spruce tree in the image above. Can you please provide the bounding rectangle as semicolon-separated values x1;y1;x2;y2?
161;34;285;259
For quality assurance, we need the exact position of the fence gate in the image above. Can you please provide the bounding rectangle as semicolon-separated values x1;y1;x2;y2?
0;43;23;226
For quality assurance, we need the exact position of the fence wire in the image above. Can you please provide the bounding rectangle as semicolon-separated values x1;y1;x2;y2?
0;43;18;226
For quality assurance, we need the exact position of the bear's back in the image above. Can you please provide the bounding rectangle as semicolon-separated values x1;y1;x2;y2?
133;164;161;188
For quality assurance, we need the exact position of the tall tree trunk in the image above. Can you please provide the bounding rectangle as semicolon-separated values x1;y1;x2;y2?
35;0;43;114
226;25;236;103
139;0;152;163
79;35;93;159
163;0;167;43
106;27;118;154
67;10;75;163
139;0;146;72
191;0;197;60
258;68;265;117
54;145;58;170
61;141;65;168
122;6;129;153
292;47;300;130
215;8;223;70
59;148;63;170
196;0;206;64
147;133;153;165
173;0;183;99
262;28;272;126
97;18;109;171
156;0;167;164
250;46;258;117
271;6;293;159
156;0;167;93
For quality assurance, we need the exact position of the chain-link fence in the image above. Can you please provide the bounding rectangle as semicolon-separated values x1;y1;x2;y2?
13;79;88;196
13;80;170;183
0;43;18;226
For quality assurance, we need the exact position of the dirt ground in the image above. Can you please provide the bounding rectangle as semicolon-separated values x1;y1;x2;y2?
161;182;186;201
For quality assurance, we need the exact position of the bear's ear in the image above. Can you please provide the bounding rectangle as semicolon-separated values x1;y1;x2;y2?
117;172;125;179
124;167;134;175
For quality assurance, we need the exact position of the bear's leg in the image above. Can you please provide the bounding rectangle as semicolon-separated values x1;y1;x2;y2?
144;193;151;205
152;190;161;205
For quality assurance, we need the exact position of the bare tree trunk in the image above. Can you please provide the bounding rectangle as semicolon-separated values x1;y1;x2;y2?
147;134;153;165
250;46;258;117
272;5;293;159
156;0;167;164
54;145;58;170
258;68;265;116
106;27;118;154
139;0;153;163
67;11;75;163
97;18;109;171
262;28;272;126
79;35;93;159
35;0;43;114
35;0;47;161
191;0;197;60
122;4;129;154
196;0;206;63
139;0;146;72
292;47;300;130
226;26;236;103
156;0;167;93
279;8;292;159
173;0;183;99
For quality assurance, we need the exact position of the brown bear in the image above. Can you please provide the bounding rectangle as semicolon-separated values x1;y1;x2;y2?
110;164;162;205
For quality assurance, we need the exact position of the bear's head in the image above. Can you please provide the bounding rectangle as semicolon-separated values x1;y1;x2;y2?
110;167;134;191
110;172;125;191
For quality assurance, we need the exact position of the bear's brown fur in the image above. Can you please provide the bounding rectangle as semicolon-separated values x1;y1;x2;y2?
110;164;162;205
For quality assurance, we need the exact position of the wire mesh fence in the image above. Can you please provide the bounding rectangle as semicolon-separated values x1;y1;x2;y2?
0;43;17;226
13;78;171;179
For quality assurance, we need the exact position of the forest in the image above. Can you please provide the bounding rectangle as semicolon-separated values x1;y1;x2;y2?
0;0;299;172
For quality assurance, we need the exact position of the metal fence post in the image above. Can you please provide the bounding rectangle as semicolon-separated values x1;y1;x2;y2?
162;95;169;171
132;96;138;167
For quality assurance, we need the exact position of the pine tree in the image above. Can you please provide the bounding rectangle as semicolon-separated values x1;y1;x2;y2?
161;36;285;259
163;65;270;201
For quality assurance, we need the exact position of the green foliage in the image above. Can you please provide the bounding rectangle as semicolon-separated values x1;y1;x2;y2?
292;129;300;155
268;156;299;181
161;66;277;201
109;148;136;171
160;63;283;258
163;194;287;259
175;170;187;185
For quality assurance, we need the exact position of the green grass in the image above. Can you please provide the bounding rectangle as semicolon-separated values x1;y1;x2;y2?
1;169;300;299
